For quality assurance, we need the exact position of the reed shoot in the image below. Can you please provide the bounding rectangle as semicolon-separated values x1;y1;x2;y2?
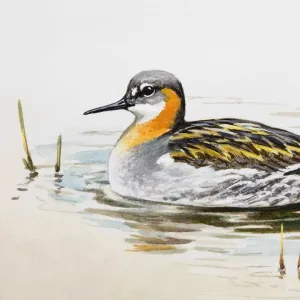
55;134;62;173
279;223;286;277
18;100;37;174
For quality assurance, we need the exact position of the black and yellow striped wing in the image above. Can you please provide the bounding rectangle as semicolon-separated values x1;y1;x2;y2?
169;118;300;171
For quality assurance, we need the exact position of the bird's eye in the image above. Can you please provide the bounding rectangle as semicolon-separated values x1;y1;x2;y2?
141;85;155;97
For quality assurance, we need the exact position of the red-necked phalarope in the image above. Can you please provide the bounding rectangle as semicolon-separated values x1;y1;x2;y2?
84;70;300;208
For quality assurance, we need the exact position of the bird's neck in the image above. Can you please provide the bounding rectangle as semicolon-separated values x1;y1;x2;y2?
116;88;183;153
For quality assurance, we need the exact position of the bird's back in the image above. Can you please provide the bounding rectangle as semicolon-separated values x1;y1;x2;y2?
169;118;300;172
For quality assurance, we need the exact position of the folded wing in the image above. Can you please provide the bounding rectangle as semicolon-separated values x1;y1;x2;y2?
169;118;300;171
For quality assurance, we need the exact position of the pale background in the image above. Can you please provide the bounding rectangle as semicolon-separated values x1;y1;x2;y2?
2;0;300;146
1;0;300;299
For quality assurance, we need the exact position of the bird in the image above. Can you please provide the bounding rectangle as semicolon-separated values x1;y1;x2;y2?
84;70;300;208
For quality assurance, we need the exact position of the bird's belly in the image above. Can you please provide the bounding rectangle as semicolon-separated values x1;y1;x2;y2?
108;148;300;208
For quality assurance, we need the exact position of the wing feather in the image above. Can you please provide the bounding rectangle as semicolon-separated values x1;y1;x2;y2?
169;118;300;171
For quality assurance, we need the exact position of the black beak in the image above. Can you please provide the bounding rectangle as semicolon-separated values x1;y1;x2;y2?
83;98;130;115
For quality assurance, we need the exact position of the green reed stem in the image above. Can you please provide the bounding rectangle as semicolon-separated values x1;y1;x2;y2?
55;134;62;173
18;100;37;174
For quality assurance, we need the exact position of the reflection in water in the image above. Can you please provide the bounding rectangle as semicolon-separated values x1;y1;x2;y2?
53;173;64;196
13;172;38;199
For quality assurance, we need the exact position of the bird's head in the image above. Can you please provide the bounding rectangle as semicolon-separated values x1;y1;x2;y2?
84;70;185;129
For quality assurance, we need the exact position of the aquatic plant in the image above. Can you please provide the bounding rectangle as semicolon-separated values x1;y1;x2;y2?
55;134;62;173
279;223;286;277
18;100;38;176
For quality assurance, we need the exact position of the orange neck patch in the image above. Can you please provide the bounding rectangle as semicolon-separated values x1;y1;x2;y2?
117;88;181;152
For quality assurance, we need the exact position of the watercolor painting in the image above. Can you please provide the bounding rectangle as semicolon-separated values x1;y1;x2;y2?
2;1;300;299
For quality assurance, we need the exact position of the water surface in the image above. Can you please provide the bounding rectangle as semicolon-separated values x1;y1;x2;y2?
13;98;300;298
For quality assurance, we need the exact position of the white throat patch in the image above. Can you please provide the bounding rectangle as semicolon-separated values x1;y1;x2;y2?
128;102;166;124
